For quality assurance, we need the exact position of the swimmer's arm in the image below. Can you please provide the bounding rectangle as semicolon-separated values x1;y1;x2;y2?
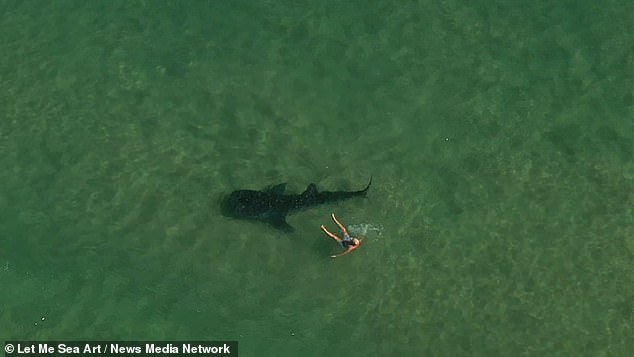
330;247;354;258
330;240;362;258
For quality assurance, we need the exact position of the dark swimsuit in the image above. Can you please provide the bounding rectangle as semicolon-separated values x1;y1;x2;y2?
340;234;356;248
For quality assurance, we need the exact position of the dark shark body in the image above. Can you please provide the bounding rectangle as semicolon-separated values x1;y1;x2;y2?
221;178;371;231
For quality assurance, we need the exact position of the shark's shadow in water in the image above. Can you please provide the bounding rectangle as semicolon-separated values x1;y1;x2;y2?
220;178;371;231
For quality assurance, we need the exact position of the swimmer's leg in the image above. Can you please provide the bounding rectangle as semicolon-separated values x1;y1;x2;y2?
331;213;349;237
320;225;341;243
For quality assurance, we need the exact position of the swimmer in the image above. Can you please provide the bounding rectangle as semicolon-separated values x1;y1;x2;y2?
320;213;363;258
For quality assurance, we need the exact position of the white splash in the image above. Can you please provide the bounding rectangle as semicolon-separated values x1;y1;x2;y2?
347;223;383;238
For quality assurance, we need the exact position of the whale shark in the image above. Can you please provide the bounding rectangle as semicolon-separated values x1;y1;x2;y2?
221;178;371;231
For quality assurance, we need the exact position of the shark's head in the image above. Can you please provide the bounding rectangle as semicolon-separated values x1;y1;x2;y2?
220;190;274;219
221;189;293;231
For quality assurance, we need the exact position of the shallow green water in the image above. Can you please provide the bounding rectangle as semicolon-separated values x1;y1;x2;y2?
1;1;632;356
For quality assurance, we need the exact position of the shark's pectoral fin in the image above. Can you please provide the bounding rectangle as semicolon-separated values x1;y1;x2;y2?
268;212;294;232
265;183;287;196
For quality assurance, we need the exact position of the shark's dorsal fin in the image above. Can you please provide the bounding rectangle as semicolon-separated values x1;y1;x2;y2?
265;183;286;196
302;183;319;198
